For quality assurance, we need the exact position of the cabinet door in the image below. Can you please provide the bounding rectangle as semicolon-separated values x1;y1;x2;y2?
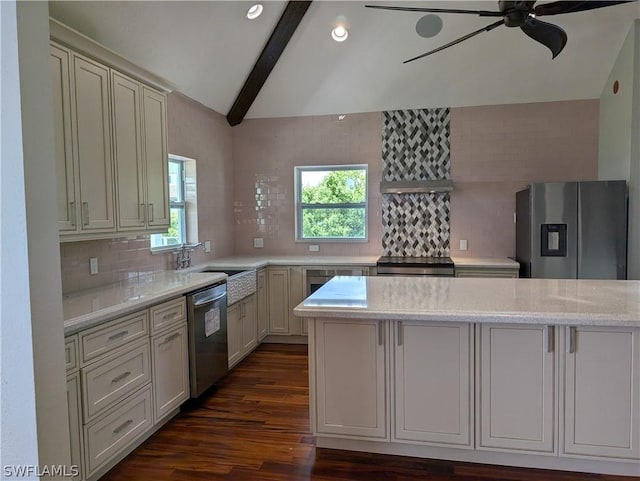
111;72;145;230
257;270;268;341
51;44;78;233
141;86;170;229
66;373;84;481
314;318;388;439
241;296;257;356
152;323;189;423
71;54;115;231
563;326;640;459
267;268;290;334
478;324;556;453
227;303;242;368
394;321;472;446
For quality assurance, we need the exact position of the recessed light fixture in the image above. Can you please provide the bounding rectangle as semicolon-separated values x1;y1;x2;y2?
415;14;442;38
246;4;263;20
331;25;349;42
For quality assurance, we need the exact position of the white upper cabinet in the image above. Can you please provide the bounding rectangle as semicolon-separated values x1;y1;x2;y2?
71;54;116;232
52;41;170;240
141;86;170;229
51;44;77;232
112;71;145;230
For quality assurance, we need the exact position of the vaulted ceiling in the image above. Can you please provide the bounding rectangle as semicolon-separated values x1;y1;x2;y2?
49;1;640;119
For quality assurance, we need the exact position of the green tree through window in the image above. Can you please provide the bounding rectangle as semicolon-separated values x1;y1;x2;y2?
296;166;367;240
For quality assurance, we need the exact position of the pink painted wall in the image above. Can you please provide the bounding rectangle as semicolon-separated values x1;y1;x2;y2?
449;100;599;258
232;113;383;256
60;92;233;294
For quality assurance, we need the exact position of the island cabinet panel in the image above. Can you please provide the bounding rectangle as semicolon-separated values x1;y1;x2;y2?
314;318;388;439
562;326;640;460
477;324;556;453
393;321;472;447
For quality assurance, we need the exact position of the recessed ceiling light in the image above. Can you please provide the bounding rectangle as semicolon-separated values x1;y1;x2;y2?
331;25;349;42
246;4;263;20
415;14;442;38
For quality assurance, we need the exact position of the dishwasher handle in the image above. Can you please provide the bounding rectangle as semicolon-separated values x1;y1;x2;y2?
190;283;227;307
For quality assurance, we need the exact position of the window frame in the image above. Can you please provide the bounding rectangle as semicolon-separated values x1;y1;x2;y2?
150;156;187;251
294;164;369;242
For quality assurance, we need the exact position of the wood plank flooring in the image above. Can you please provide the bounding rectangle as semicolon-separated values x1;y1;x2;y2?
101;344;638;481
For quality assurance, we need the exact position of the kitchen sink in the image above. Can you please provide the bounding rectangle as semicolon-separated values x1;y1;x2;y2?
200;268;256;304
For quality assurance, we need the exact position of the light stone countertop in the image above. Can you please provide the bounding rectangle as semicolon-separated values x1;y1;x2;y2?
451;256;520;269
294;276;640;327
63;270;226;335
196;255;380;270
63;255;520;336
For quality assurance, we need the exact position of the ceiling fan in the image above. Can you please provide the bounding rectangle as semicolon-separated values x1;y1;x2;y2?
365;1;636;63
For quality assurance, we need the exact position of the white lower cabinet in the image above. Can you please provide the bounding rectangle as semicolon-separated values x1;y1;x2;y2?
477;324;556;453
393;321;472;447
66;297;189;480
228;294;258;369
151;323;189;423
314;318;388;439
66;372;84;481
84;385;153;477
562;326;640;460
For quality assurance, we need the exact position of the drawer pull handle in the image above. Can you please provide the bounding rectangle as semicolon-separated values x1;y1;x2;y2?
111;371;131;384
378;321;384;346
161;333;180;345
112;419;133;435
568;326;577;354
162;312;177;321
148;203;154;222
70;201;77;227
547;326;555;353
108;330;129;341
397;321;403;346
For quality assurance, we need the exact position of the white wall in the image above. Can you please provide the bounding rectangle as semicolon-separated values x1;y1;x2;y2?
599;20;640;279
17;0;71;474
0;0;40;475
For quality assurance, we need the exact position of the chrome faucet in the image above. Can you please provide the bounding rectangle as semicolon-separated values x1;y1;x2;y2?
175;243;203;270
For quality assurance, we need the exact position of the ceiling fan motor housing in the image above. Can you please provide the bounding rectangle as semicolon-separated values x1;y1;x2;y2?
501;0;534;27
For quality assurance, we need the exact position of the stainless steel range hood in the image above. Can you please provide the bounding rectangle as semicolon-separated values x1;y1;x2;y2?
380;179;453;194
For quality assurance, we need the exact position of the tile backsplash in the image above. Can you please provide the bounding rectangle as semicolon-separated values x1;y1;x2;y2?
381;108;451;257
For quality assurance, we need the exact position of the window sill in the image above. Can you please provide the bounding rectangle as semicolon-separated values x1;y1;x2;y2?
295;237;369;243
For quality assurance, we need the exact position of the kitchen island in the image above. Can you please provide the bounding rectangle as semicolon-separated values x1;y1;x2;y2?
294;276;640;477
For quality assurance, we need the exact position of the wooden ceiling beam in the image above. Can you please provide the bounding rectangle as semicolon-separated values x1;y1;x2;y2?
226;1;312;126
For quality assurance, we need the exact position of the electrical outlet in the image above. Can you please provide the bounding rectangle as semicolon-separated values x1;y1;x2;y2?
90;257;99;275
309;245;320;252
459;240;468;251
254;238;264;248
204;241;211;253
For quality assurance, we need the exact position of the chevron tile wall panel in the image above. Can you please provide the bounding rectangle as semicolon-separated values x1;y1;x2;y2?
382;108;450;181
382;193;450;257
381;108;451;257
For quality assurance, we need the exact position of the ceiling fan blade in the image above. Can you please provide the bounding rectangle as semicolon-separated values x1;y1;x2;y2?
534;0;636;16
520;18;567;58
365;5;503;17
404;20;505;64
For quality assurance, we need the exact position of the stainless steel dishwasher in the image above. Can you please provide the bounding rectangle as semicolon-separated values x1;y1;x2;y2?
187;281;228;398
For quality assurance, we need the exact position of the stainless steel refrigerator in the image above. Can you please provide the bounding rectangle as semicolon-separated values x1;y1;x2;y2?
516;181;627;279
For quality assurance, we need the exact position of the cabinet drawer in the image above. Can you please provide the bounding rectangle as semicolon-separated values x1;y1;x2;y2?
149;297;186;335
80;311;148;365
82;340;150;422
84;384;152;477
65;335;79;373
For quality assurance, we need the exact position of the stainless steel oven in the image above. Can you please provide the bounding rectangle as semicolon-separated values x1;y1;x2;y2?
376;256;455;277
187;281;228;398
306;268;366;295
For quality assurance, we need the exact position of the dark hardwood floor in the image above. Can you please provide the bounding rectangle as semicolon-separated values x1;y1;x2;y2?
101;344;638;481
